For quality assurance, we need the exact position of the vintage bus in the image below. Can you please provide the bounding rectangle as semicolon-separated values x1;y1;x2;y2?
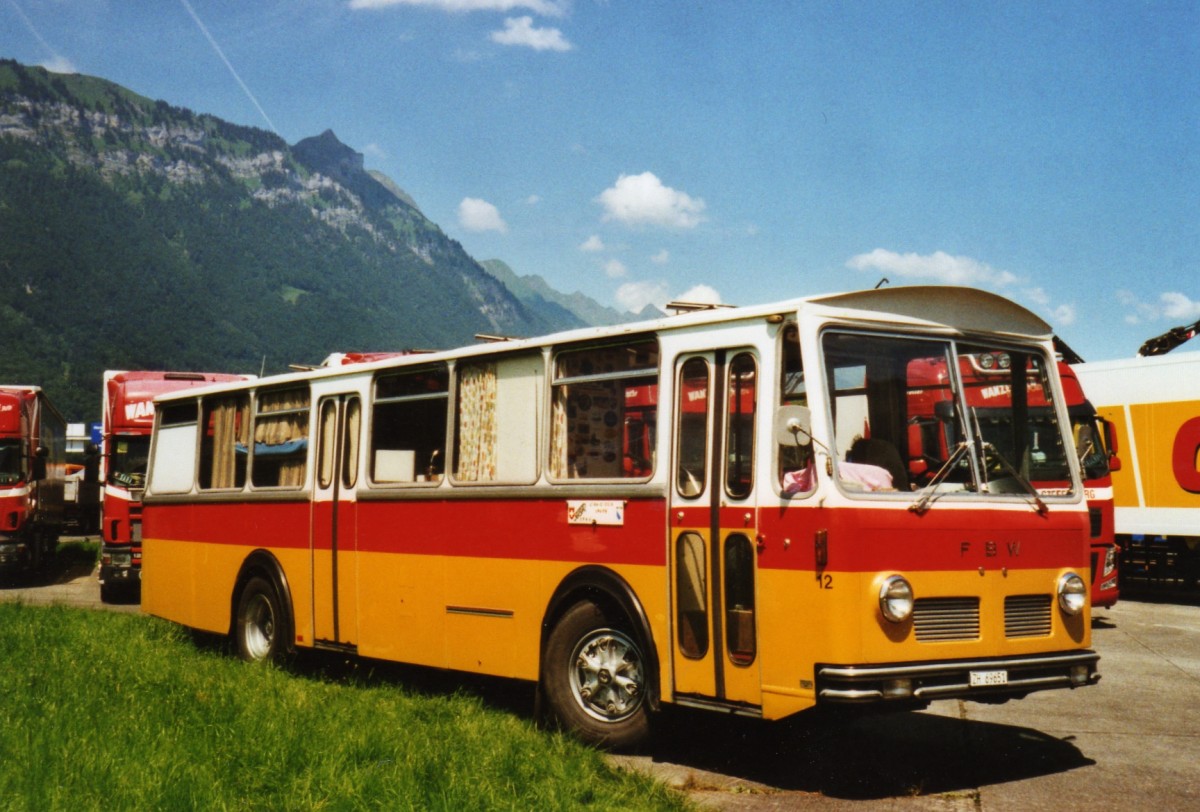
141;286;1100;747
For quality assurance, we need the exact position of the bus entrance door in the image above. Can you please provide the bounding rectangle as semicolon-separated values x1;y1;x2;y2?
312;393;362;648
669;350;762;712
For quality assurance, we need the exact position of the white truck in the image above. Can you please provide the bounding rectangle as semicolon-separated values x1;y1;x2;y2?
1073;319;1200;593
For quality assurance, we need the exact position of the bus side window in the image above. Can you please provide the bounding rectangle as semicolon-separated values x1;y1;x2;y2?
725;353;757;499
149;402;199;494
372;366;449;484
198;394;249;491
778;324;813;494
250;388;310;489
550;339;658;480
676;358;709;497
453;354;542;484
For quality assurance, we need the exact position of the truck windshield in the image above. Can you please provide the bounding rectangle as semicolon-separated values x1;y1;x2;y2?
109;435;151;487
0;439;23;485
821;331;1076;499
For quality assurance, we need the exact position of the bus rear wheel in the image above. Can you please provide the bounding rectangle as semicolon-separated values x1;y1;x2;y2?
542;600;650;749
235;575;288;664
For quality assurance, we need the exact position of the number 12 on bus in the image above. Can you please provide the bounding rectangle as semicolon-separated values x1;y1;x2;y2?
141;286;1099;748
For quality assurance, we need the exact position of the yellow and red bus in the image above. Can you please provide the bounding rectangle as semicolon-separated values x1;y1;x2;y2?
141;286;1100;747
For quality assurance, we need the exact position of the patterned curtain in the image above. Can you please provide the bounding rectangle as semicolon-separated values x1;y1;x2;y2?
210;399;239;489
456;363;497;481
549;388;568;478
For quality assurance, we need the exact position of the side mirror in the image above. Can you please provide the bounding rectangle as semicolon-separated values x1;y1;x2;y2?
32;446;48;481
1100;418;1122;472
775;405;813;447
933;399;956;421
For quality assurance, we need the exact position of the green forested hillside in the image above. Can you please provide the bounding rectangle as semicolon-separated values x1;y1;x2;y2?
0;59;622;420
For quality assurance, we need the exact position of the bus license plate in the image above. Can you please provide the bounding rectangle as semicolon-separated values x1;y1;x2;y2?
969;669;1008;687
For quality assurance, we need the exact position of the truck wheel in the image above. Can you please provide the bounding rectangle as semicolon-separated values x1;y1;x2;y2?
235;575;289;664
542;600;650;749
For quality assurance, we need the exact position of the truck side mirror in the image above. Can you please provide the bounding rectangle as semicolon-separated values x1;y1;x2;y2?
1101;418;1122;472
32;446;48;481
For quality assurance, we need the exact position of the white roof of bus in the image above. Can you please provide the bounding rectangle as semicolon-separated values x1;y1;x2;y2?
155;285;1052;402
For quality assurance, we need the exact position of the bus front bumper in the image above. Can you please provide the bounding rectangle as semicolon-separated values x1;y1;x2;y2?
817;650;1100;704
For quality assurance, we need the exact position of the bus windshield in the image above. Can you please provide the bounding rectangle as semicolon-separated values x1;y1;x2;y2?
822;331;1076;499
109;435;151;487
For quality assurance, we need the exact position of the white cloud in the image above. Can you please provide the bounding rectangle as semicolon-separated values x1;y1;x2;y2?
580;235;605;252
526;194;541;205
41;56;77;74
1050;303;1077;327
1023;286;1050;307
616;281;670;313
676;284;722;306
846;249;1017;287
362;142;387;160
490;16;573;51
604;259;628;278
1160;291;1200;321
1119;290;1200;325
597;172;706;229
650;249;669;265
350;0;567;16
457;197;508;233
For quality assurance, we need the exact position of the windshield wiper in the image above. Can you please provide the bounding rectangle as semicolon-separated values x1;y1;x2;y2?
909;441;971;515
981;441;1048;515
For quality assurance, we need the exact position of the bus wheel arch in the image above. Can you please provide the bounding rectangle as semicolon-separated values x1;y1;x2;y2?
231;551;295;664
539;567;658;748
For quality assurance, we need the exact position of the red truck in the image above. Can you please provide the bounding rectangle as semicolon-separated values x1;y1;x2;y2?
99;370;249;601
0;386;66;576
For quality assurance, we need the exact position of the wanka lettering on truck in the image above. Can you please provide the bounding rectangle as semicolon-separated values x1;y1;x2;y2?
960;540;1021;557
1174;416;1200;493
123;400;155;422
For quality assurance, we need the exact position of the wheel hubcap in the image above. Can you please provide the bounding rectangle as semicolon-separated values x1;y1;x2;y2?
570;628;644;723
243;593;275;660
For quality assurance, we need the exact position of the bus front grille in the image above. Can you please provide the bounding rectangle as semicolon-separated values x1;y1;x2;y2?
1005;594;1052;638
913;597;979;642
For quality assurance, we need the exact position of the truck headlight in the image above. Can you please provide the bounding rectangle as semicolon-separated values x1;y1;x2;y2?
1057;572;1087;616
879;575;914;623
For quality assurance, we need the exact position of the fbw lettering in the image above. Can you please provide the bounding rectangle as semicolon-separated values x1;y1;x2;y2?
960;540;1021;557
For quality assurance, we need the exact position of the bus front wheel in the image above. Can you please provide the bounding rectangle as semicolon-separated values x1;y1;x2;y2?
542;600;650;749
235;575;288;664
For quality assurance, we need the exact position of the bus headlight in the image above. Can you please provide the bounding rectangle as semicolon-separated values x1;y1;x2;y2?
879;575;914;623
1057;572;1087;616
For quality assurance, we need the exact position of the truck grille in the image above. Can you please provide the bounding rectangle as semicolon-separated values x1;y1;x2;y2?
913;597;979;641
1005;594;1052;638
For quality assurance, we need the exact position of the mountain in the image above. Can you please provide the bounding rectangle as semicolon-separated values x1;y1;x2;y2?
0;60;633;419
480;260;662;328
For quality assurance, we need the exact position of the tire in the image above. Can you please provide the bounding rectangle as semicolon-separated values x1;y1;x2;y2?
542;600;651;749
235;575;289;664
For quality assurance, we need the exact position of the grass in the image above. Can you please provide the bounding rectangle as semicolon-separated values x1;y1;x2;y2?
0;603;690;811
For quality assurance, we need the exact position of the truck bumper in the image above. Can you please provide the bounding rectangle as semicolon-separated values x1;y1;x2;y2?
99;544;141;592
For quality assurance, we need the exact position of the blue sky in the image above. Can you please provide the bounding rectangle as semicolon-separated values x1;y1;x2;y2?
3;0;1197;362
